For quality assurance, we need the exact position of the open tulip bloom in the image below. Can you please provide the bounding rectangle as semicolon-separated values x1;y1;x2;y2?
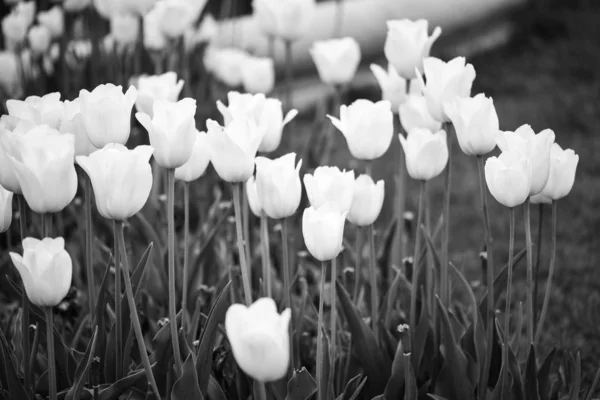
217;91;267;126
0;116;35;194
6;92;64;130
399;127;448;181
399;94;442;133
530;143;579;204
303;166;355;214
174;130;211;182
134;71;185;117
255;153;302;219
302;201;347;262
484;150;532;208
348;175;385;227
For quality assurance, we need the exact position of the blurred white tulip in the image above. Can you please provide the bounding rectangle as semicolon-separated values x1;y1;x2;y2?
310;37;361;85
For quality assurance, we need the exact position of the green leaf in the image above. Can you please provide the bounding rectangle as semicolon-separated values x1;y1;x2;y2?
413;285;429;372
383;341;406;400
207;375;227;400
505;330;524;400
335;281;391;398
284;367;317;400
172;353;203;400
568;352;581;400
525;344;541;400
0;328;29;400
94;256;113;384
65;327;99;400
98;368;149;400
537;348;556;400
317;326;331;400
404;352;418;400
336;374;366;400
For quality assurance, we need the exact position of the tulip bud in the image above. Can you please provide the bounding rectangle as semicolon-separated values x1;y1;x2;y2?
63;0;92;13
253;0;316;41
399;94;442;133
530;143;579;204
76;144;154;220
10;237;73;307
58;98;98;157
144;5;167;51
418;57;476;123
370;64;418;111
110;13;140;49
37;6;64;39
303;166;354;214
6;92;64;129
0;184;13;232
28;25;51;55
174;130;211;182
79;84;137;148
302;202;347;261
255;153;302;219
384;19;442;80
328;99;394;160
485;150;532;208
217;91;266;126
210;47;249;87
205;119;265;182
257;98;297;153
348;175;384;226
241;56;275;94
444;93;499;156
245;176;263;217
225;297;291;381
135;72;184;117
6;125;77;213
495;124;555;196
399;128;448;181
136;98;197;169
311;37;361;85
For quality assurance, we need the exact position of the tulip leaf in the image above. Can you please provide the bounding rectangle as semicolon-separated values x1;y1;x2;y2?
538;348;557;400
207;374;227;400
65;326;98;400
378;267;411;331
335;281;391;398
427;396;449;400
404;352;418;400
284;367;317;400
98;368;149;400
413;285;429;371
504;322;524;400
383;340;406;400
336;374;367;400
94;257;113;384
0;328;29;400
150;317;176;398
196;281;232;398
172;352;203;400
525;344;541;400
568;352;581;400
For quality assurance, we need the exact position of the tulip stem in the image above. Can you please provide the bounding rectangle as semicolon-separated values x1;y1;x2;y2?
117;222;161;399
393;112;407;286
232;183;253;306
440;122;452;306
330;256;338;383
260;214;272;297
352;227;361;302
368;224;379;338
17;195;31;395
316;261;327;400
243;190;252;284
41;213;52;237
257;381;268;400
535;200;557;345
409;180;425;361
167;169;183;375
501;207;515;400
284;40;293;111
44;307;57;400
182;182;190;332
533;203;544;326
85;176;95;320
282;217;295;371
113;220;123;379
524;198;534;345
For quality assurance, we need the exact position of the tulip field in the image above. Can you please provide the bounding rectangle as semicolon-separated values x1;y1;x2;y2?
0;0;598;400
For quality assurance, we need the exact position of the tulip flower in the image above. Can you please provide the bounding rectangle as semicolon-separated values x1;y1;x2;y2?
63;0;92;13
37;6;64;39
205;119;265;182
152;0;206;39
225;297;291;381
384;19;442;80
246;176;263;217
530;144;579;204
6;125;77;213
79;84;137;148
135;72;184;117
122;0;157;16
0;184;13;233
241;56;275;94
58;98;98;157
6;92;64;130
348;175;385;226
485;150;532;208
95;0;125;18
0;117;34;194
302;202;347;261
136;98;196;169
2;12;28;50
328;99;394;160
28;25;52;56
399;94;442;133
208;47;249;87
143;5;167;51
399;128;448;181
418;57;476;123
183;14;218;51
257;98;297;153
310;37;361;85
0;51;22;98
16;2;37;26
174;130;211;182
253;0;316;41
495;124;555;196
370;64;419;110
444;93;499;156
217;91;266;126
255;153;302;219
110;13;140;49
10;237;73;308
303;166;354;214
76;144;154;220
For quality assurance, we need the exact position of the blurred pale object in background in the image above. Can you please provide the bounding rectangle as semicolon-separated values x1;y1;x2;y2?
183;13;218;51
2;10;29;50
311;37;361;85
206;47;249;87
399;94;442;133
37;6;64;39
110;13;140;49
122;0;158;16
153;0;207;39
242;56;275;94
253;0;316;41
28;25;52;56
63;0;92;13
144;3;168;51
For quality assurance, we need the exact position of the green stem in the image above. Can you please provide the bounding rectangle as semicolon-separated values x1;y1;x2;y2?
243;189;252;284
85;177;95;320
117;222;161;399
41;213;52;237
44;307;57;400
257;381;268;400
112;220;123;379
441;122;453;306
182;182;190;332
330;256;338;386
501;208;515;399
409;181;425;361
316;261;327;400
17;195;31;395
352;226;361;302
367;224;379;338
167;169;183;375
282;217;295;370
535;201;557;345
284;40;293;111
524;198;534;344
533;203;544;326
260;214;272;297
232;183;253;305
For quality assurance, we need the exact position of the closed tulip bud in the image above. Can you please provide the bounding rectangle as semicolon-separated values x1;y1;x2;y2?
110;13;140;48
2;12;28;50
79;84;137;147
328;99;394;160
6;92;64;129
241;56;275;94
217;91;266;126
311;37;361;85
7;125;77;213
257;98;297;153
144;6;167;51
225;298;291;381
530;144;579;204
10;237;72;307
303;166;354;214
384;19;442;80
0;184;13;233
58;98;98;157
253;0;316;41
419;57;476;123
63;0;92;13
135;72;184;117
399;94;442;133
205;119;265;182
245;176;263;217
399;128;448;181
302;202;347;261
348;175;384;226
255;153;302;219
174;130;211;182
444;93;499;156
37;6;64;39
496;124;555;196
136;98;196;168
28;25;51;55
485;150;532;208
76;144;154;220
370;64;419;111
211;48;249;87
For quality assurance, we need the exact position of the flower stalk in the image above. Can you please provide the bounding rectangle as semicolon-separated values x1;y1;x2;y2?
501;207;515;399
232;182;253;305
365;162;379;338
316;261;327;400
409;180;425;356
44;307;57;400
535;200;557;345
281;217;295;370
440;122;452;306
182;182;190;331
524;198;534;344
167;168;183;375
17;195;31;395
112;220;123;379
260;214;272;297
85;176;95;320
